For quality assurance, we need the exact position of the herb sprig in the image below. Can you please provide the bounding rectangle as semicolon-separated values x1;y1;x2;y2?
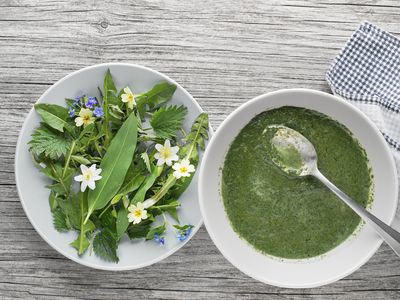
28;70;209;262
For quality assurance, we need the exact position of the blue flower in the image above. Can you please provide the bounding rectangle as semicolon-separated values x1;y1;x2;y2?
68;107;75;118
86;97;97;109
176;226;193;241
154;233;165;245
93;106;104;117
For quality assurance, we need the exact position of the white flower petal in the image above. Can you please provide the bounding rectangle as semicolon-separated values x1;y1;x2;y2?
164;139;171;148
171;146;179;154
80;181;88;192
154;153;161;160
188;165;195;173
136;202;144;210
74;175;83;182
80;164;89;174
157;158;165;166
173;170;181;179
87;180;96;190
75;117;83;127
93;175;102;181
124;87;132;95
172;162;180;171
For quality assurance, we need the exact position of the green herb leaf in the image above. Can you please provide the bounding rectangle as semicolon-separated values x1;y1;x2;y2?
93;227;119;263
140;152;152;173
127;219;152;239
136;82;177;118
103;69;117;147
34;103;70;132
118;173;145;195
145;223;166;240
71;155;91;165
86;113;138;223
116;207;129;240
131;165;163;204
150;105;187;139
29;124;70;160
52;207;70;232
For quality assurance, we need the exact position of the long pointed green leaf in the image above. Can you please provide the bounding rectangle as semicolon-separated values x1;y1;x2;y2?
34;103;70;132
86;113;138;222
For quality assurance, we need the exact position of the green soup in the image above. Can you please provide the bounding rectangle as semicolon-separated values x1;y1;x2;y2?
221;106;373;259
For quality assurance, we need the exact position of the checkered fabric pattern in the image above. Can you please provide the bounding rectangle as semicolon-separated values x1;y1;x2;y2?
326;22;400;153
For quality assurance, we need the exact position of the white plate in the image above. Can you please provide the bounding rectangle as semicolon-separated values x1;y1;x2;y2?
15;63;207;271
199;89;398;288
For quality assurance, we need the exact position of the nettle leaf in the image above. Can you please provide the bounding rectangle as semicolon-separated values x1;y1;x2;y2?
29;124;70;160
34;103;70;132
86;113;138;222
150;105;187;139
145;223;166;240
136;82;177;118
127;219;152;239
93;227;119;263
52;207;70;232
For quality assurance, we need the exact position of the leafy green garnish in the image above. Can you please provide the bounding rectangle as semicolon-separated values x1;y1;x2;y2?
29;124;70;159
151;105;187;139
34;103;70;132
93;227;119;263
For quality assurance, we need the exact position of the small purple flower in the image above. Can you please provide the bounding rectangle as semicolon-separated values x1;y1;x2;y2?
68;107;75;118
93;106;104;117
154;233;165;245
86;97;97;109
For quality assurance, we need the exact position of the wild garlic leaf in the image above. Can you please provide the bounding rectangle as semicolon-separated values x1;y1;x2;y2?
145;223;166;240
71;155;91;165
127;219;152;239
86;113;138;222
118;173;145;195
34;103;71;132
93;227;119;263
136;82;177;118
116;207;129;240
150;105;188;139
52;207;70;232
29;124;70;160
131;165;163;204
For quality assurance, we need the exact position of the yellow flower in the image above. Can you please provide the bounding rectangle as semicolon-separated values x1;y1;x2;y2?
121;87;136;109
127;202;148;224
75;108;95;127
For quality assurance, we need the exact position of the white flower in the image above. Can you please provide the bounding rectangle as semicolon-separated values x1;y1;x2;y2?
154;140;179;166
74;164;102;192
172;159;195;179
127;202;148;224
121;87;136;109
75;108;95;127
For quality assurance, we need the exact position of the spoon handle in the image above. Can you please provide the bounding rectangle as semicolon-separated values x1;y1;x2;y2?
313;169;400;257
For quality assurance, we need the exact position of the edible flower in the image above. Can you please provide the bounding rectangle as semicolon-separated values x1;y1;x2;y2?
68;107;75;118
93;106;104;117
75;108;95;127
121;87;136;109
86;96;97;109
172;159;195;179
74;164;102;192
127;202;148;224
176;226;193;241
154;233;165;245
155;140;179;166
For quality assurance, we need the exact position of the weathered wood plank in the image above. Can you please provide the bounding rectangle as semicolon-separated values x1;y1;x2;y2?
1;0;400;298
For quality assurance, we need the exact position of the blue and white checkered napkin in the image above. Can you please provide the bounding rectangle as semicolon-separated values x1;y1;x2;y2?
326;21;400;171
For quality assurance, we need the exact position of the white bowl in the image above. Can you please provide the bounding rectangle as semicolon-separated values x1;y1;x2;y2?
199;89;398;288
15;63;207;270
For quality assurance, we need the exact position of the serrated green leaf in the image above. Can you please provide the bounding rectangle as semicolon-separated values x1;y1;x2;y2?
93;227;119;263
145;223;166;240
53;207;70;232
29;124;70;160
86;113;138;222
140;152;152;173
150;105;187;139
127;219;152;239
34;103;70;132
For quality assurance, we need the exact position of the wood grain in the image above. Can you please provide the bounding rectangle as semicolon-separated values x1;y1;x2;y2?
1;0;400;298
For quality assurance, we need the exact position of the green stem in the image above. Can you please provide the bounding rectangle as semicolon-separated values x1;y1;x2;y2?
152;175;176;203
62;140;76;178
98;202;113;219
49;162;69;195
104;92;110;148
79;191;87;255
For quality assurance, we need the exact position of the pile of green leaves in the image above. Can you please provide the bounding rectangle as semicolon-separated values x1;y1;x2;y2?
28;69;209;262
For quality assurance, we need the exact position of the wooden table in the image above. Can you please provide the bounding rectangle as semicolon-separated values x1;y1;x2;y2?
1;0;400;298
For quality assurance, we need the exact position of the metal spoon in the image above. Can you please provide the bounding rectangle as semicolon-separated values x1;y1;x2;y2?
264;125;400;257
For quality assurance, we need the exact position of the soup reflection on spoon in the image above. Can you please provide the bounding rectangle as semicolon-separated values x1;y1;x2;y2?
263;125;400;257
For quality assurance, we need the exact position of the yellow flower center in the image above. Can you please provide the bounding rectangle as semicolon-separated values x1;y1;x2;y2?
162;148;171;158
180;166;188;173
134;209;142;218
127;94;134;102
83;115;91;122
84;171;92;181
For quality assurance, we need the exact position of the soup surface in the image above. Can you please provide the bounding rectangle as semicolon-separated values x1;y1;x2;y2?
221;106;373;259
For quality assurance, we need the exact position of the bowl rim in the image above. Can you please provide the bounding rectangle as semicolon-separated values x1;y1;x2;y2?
15;62;207;271
198;88;398;288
